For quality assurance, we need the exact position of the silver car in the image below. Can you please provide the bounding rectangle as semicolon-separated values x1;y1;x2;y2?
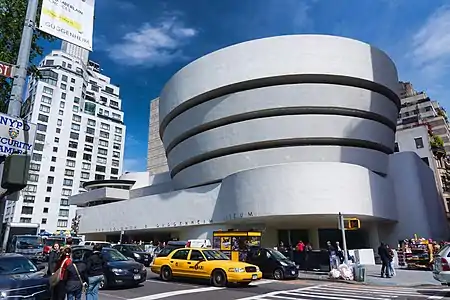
433;244;450;285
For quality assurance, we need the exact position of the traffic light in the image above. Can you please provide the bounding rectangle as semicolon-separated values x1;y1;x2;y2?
344;218;361;230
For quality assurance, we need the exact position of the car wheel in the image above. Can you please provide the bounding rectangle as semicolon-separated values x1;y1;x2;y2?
160;266;173;281
211;269;227;287
100;276;107;290
273;268;284;280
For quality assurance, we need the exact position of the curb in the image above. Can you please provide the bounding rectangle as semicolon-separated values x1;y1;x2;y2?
296;276;441;288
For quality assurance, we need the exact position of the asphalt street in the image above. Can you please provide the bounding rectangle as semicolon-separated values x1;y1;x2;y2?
98;274;450;300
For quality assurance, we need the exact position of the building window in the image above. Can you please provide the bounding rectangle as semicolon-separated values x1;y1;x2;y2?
86;127;95;135
60;101;65;108
47;176;54;184
112;113;121;120
37;123;47;132
72;115;81;122
25;185;37;193
71;78;75;83
63;179;73;186
51;156;56;162
113;143;121;150
57;119;62;126
62;75;68;82
67;150;76;158
100;123;110;130
61;92;66;100
69;86;74;92
57;220;68;228
30;163;40;171
38;114;49;122
111;168;119;175
54;137;59;143
98;148;107;156
21;206;33;215
60;83;67;90
71;123;80;131
59;209;69;217
100;131;109;139
41;95;52;104
97;157;107;164
73;106;79;112
39;105;50;113
45;197;50;202
82;163;91;170
69;141;78;149
36;133;45;142
95;174;105;180
95;165;106;173
28;174;39;182
53;146;58;152
84;145;93;152
59;110;64;115
414;137;424;149
74;96;80;103
61;189;71;196
99;140;108;147
114;134;122;142
113;151;120;158
42;218;47;224
84;102;96;115
83;153;92;161
32;153;42;162
23;195;35;203
43;86;53;95
85;136;94;143
56;128;61;133
34;143;44;151
50;166;55;172
115;127;122;134
20;218;32;223
69;132;79;140
87;119;96;126
81;172;90;179
46;186;52;192
64;169;74;177
43;207;48;213
66;159;75;167
110;100;119;107
60;199;69;206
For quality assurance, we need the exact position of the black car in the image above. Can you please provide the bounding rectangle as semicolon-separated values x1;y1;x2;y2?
112;244;152;267
246;247;299;280
0;253;50;300
71;246;147;289
155;241;187;258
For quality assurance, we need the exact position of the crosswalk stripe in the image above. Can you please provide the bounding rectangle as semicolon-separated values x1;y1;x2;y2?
289;290;395;299
314;286;419;296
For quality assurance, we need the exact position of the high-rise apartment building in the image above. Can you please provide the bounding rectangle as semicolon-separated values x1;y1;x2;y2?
2;44;126;233
147;98;168;174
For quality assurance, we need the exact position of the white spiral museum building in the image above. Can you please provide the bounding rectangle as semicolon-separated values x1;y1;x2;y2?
72;35;448;249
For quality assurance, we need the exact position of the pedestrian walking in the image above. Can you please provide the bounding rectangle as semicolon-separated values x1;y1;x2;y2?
386;244;396;276
51;247;72;300
86;244;106;300
47;243;60;276
327;241;339;269
378;242;391;278
65;252;87;300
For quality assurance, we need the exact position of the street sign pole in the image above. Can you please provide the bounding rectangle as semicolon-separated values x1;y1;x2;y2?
0;0;38;247
338;212;349;265
8;0;38;118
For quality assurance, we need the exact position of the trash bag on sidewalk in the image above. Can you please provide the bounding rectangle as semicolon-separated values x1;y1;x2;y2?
329;268;340;279
338;264;354;280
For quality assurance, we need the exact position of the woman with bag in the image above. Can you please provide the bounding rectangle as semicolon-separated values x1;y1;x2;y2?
50;247;72;300
64;257;88;300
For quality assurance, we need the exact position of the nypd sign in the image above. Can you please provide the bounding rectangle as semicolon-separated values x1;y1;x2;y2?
0;113;36;156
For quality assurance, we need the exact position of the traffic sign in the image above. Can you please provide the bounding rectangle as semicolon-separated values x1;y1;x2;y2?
0;62;14;78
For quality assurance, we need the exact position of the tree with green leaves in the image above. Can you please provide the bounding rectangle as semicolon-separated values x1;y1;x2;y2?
0;0;55;113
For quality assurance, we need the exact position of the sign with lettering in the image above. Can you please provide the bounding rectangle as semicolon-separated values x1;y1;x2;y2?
0;62;14;78
0;113;36;156
39;0;95;51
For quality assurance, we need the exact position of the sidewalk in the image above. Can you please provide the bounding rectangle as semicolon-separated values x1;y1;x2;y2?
298;265;440;287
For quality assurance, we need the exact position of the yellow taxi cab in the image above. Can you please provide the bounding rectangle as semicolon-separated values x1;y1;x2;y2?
150;247;262;286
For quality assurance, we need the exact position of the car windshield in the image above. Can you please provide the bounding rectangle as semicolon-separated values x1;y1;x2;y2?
202;250;230;260
0;257;38;275
268;249;289;260
97;243;111;248
16;237;42;249
45;239;64;246
103;249;128;262
72;238;82;245
125;245;144;252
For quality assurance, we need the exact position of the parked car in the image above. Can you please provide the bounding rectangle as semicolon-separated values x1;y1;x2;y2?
71;246;147;289
79;241;112;248
433;244;450;285
246;247;299;280
156;241;189;258
112;244;151;267
0;253;50;299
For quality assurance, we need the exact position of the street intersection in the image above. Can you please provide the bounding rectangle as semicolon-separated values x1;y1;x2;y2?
98;275;450;300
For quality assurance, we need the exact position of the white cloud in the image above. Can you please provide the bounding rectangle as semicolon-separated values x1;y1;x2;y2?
101;17;197;67
410;5;450;77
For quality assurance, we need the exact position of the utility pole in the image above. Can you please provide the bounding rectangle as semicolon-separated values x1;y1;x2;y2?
0;0;38;249
8;0;39;117
338;212;349;265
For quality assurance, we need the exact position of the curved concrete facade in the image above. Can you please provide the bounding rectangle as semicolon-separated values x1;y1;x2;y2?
159;35;400;189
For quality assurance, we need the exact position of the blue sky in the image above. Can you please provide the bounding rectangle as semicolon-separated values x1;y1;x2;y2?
40;0;450;172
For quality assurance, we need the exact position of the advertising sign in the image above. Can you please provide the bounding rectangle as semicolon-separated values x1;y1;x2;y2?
0;113;36;156
0;62;14;78
38;0;95;51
